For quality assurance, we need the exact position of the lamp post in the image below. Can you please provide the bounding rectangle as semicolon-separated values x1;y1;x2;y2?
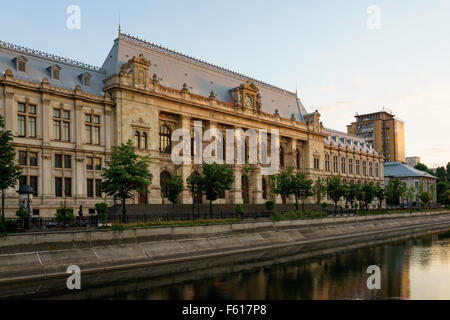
17;185;33;230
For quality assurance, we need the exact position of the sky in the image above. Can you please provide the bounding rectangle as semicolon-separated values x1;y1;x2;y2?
0;0;449;167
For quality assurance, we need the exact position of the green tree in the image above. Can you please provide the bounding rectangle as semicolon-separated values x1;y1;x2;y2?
314;177;327;205
437;181;449;205
344;183;362;209
99;140;152;222
419;191;431;206
435;167;447;182
202;162;234;217
326;176;345;214
187;172;204;219
406;186;415;204
360;182;376;210
273;169;293;203
291;171;314;212
374;185;385;209
385;178;407;208
0;115;22;221
414;163;435;176
166;174;184;213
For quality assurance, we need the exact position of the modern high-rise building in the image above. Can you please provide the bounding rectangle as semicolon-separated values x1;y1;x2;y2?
347;110;405;163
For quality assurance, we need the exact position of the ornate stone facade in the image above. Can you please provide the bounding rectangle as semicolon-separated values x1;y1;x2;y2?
0;32;384;217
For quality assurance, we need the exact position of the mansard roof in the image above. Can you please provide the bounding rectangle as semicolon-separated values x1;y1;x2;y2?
102;32;308;121
0;40;106;96
324;128;379;155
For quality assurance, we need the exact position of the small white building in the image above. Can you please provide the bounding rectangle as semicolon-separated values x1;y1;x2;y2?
384;162;438;204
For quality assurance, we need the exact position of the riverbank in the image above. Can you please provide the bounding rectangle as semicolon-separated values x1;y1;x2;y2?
0;211;449;286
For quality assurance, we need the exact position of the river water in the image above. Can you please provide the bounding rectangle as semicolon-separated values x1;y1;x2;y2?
2;228;449;300
113;229;450;300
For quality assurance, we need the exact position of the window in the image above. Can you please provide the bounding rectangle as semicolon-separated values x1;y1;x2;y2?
55;177;63;197
87;179;93;197
415;181;419;189
64;155;72;169
341;157;346;174
81;73;91;87
32;209;40;216
296;149;301;170
96;179;102;198
48;65;61;80
333;156;338;173
262;178;267;200
87;179;95;198
135;131;141;149
363;161;367;176
86;157;102;171
85;113;101;145
349;159;354;174
18;61;26;72
53;108;70;141
159;125;171;153
64;178;72;197
369;162;373;177
17;102;37;138
143;132;148;150
19;176;38;196
314;156;320;170
19;151;27;166
280;147;285;168
325;154;330;172
160;171;171;198
55;154;63;168
375;162;379;177
356;159;360;175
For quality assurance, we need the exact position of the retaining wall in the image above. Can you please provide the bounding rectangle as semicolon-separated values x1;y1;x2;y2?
0;211;449;285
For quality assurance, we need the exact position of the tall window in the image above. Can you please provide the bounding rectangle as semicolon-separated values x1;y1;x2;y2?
159;125;171;154
356;159;360;175
333;156;338;173
86;157;102;171
296;149;301;170
325;154;330;172
55;154;71;169
87;179;102;198
134;131;141;149
19;151;38;167
143;132;148;150
85;113;101;145
160;171;171;198
375;162;379;177
363;161;367;176
341;157;346;174
349;158;354;174
280;147;285;168
17;102;37;138
19;176;38;196
55;177;63;197
314;156;320;170
53;108;71;141
369;161;373;177
262;178;267;200
64;178;72;197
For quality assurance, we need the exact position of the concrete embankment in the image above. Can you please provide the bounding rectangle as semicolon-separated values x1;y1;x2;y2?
0;211;450;285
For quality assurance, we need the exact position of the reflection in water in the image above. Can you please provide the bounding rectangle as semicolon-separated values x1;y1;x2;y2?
114;230;450;300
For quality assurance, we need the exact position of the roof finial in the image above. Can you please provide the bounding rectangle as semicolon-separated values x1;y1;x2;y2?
118;13;121;36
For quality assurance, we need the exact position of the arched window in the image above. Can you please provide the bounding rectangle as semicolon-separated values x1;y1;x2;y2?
160;125;172;154
280;147;285;168
262;178;267;200
160;171;171;198
134;131;141;149
142;132;148;150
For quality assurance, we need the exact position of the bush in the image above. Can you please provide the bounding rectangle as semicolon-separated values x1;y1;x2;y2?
0;221;5;233
321;202;329;210
265;201;275;211
16;205;28;218
55;206;75;224
95;202;109;223
272;209;283;221
235;204;243;216
5;220;18;232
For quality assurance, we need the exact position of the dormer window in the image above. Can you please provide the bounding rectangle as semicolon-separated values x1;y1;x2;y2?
48;65;61;80
80;72;91;87
14;56;28;72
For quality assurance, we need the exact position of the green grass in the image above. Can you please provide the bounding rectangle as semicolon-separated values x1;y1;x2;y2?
108;218;242;231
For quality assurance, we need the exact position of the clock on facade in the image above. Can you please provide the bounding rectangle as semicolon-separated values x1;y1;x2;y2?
245;95;253;107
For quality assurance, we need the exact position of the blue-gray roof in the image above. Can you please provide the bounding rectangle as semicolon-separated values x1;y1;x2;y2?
0;40;106;96
384;162;438;179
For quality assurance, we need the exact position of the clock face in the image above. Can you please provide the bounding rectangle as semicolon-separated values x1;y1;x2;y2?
245;95;253;107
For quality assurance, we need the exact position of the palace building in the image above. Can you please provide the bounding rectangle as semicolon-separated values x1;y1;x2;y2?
0;31;384;217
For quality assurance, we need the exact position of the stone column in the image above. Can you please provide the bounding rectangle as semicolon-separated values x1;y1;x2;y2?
75;103;84;148
286;138;297;169
104;105;113;152
75;154;86;199
179;115;193;204
41;149;52;198
228;165;244;204
4;91;15;133
250;165;264;204
41;97;51;145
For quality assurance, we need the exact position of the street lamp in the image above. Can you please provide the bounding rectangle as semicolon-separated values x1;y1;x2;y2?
17;185;33;230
